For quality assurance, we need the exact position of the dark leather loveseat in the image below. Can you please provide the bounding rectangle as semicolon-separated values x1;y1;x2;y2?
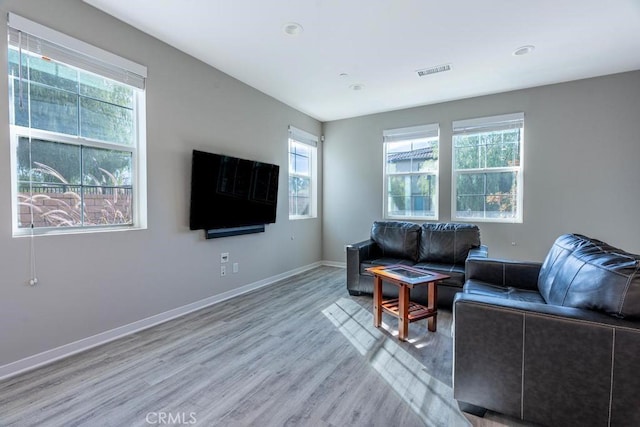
453;233;640;426
346;221;488;308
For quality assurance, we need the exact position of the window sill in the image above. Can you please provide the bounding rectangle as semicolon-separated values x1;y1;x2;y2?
385;215;438;222
289;215;317;221
452;216;522;224
12;224;147;238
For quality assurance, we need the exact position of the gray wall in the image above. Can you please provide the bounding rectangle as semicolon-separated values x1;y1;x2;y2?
0;0;322;366
323;71;640;263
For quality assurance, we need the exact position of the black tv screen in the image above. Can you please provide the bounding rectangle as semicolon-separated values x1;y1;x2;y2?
189;150;279;231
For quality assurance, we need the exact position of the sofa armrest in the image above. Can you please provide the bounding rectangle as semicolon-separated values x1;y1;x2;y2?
467;244;488;259
465;257;541;291
453;293;640;425
346;239;379;262
346;239;380;291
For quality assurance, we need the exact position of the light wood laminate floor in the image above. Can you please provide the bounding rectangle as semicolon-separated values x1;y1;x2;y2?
0;267;536;427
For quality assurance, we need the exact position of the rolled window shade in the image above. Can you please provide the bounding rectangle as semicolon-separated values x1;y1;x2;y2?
8;13;146;89
288;125;318;147
453;112;524;134
383;123;439;142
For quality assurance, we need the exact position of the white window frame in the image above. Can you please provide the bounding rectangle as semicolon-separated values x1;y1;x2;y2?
383;123;440;221
288;126;318;220
452;112;524;223
7;13;147;237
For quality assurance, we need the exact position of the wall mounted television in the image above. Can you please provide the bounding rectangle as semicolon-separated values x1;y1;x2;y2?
189;150;280;239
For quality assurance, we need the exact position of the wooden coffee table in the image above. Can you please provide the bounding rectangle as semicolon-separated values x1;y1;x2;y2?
366;265;450;341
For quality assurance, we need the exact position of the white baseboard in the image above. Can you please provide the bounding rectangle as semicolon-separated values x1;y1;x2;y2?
0;261;325;381
322;260;346;268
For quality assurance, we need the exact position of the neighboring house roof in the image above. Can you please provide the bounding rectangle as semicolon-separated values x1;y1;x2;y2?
387;147;435;162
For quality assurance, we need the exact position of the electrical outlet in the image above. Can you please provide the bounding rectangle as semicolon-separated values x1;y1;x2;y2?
221;252;229;263
233;262;239;273
221;265;226;277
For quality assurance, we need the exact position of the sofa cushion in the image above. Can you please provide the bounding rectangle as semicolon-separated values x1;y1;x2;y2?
370;221;421;262
464;280;546;303
418;223;481;264
538;234;640;318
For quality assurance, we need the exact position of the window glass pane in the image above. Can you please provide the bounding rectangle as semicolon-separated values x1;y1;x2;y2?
386;141;412;173
410;174;436;216
455;134;479;147
8;50;78;93
484;131;520;168
13;83;78;134
485;171;518;217
289;141;311;176
411;139;438;172
456;173;485;196
83;186;133;226
80;97;133;144
293;143;310;159
454;144;480;170
387;175;409;215
290;196;309;216
82;147;132;186
16;138;82;229
292;153;309;175
17;187;82;229
17;137;81;184
455;195;485;218
455;172;518;219
288;152;295;172
7;48;20;78
289;176;310;198
387;141;412;153
456;173;485;218
289;176;310;215
79;72;133;108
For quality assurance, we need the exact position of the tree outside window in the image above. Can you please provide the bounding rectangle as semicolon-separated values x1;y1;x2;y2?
452;113;524;222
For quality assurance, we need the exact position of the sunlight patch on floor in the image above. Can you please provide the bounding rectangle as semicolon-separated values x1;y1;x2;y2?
322;297;470;427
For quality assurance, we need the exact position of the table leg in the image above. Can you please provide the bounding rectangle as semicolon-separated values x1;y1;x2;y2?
373;276;382;328
398;285;409;341
427;281;437;332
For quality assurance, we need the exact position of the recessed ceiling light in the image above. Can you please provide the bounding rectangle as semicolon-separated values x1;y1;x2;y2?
282;22;303;36
513;45;535;56
349;84;364;91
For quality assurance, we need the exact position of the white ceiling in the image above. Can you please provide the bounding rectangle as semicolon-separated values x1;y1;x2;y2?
83;0;640;122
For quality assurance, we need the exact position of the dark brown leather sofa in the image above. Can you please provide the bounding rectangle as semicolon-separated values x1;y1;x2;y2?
346;221;488;308
453;234;640;426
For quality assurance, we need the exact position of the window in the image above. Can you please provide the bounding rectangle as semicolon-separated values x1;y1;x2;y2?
7;14;147;235
383;124;439;220
288;126;317;219
452;112;524;222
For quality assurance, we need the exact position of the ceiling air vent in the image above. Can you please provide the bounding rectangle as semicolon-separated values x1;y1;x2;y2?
416;64;452;77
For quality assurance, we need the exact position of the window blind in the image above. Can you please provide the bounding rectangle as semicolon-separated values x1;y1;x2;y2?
452;112;524;134
382;123;439;143
288;125;318;147
8;13;147;89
